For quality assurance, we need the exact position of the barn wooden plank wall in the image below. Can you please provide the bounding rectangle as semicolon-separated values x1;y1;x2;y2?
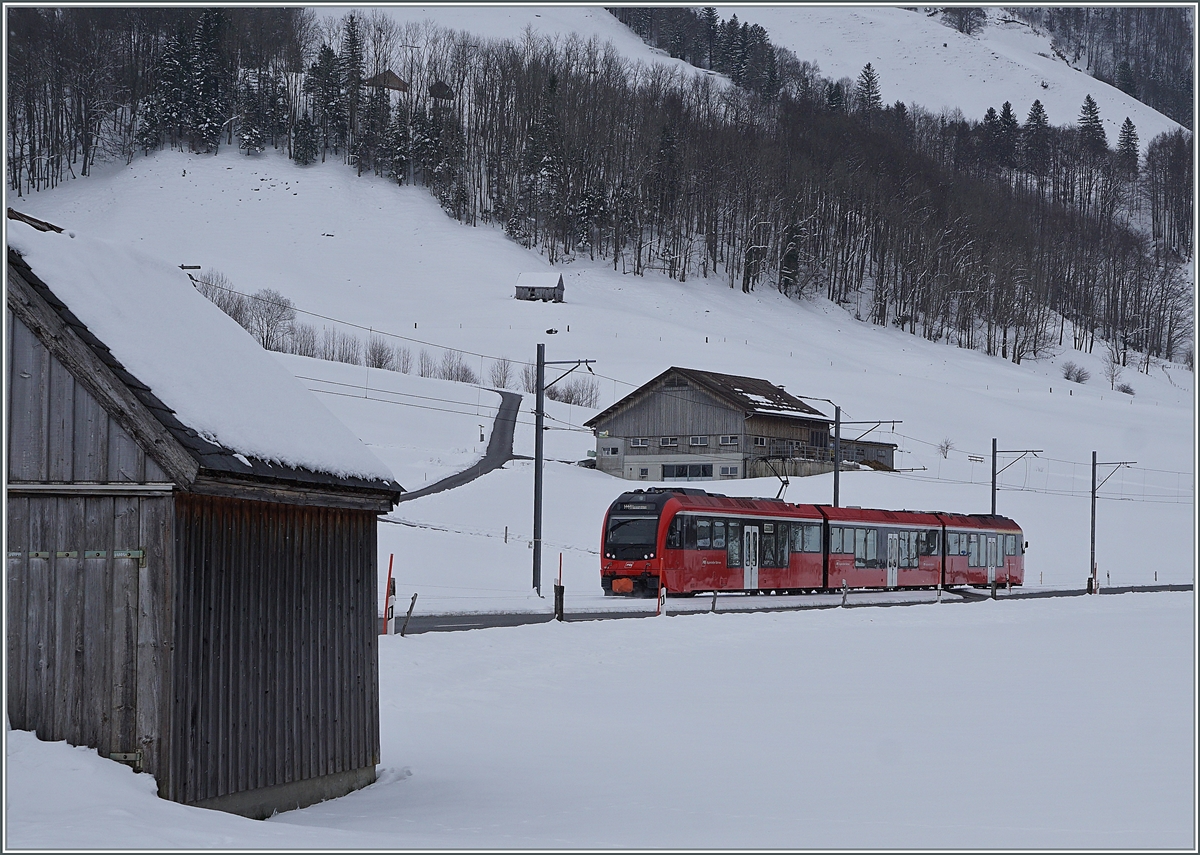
7;314;170;485
600;383;743;438
170;494;379;805
5;494;173;778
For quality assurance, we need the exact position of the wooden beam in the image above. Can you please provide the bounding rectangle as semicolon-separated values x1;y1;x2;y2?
187;476;396;513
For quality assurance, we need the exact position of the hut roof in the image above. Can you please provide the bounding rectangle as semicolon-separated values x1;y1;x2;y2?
584;366;829;428
365;69;409;92
515;272;564;290
7;220;400;492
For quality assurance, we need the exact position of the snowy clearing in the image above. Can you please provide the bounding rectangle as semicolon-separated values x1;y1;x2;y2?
6;593;1194;849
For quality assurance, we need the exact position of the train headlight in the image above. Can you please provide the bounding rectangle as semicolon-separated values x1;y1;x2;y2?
643;554;649;560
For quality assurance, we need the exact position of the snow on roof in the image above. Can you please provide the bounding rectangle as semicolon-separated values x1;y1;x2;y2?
7;221;394;483
515;272;563;288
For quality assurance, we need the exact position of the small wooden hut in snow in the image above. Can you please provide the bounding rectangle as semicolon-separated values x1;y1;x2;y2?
365;69;409;92
5;213;402;819
514;272;565;303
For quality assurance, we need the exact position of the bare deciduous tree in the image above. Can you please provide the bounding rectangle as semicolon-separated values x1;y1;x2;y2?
489;357;513;389
365;334;394;369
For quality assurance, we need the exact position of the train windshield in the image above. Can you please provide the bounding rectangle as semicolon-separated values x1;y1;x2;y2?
606;516;659;547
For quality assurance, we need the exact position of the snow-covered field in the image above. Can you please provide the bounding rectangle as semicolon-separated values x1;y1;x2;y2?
7;592;1194;849
4;4;1196;849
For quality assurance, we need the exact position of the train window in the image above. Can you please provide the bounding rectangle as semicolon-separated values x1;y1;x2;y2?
1005;534;1016;556
830;527;842;554
762;527;777;567
898;532;910;567
713;520;726;549
802;524;821;552
696;518;711;549
667;517;682;549
854;528;868;567
968;534;979;567
777;523;790;566
947;532;958;555
727;521;742;567
919;530;940;556
683;518;697;549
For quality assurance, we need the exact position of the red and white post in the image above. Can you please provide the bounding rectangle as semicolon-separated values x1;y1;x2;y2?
382;553;396;634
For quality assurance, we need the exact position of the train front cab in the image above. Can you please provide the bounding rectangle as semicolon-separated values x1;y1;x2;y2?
601;491;676;597
936;513;1025;587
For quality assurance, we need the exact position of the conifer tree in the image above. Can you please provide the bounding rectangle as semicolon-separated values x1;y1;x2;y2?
1116;117;1139;178
291;110;319;165
1115;60;1137;98
996;101;1019;168
1022;99;1051;174
854;62;882;115
1078;94;1108;157
339;13;365;160
303;44;344;160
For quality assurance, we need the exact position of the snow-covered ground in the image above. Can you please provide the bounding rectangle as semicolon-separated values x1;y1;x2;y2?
6;592;1194;849
4;5;1195;848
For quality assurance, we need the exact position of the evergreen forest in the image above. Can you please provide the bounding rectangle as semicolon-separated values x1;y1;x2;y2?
6;6;1194;371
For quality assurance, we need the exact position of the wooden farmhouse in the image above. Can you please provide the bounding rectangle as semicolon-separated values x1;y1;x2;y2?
514;272;565;303
364;69;409;92
584;367;896;482
6;214;402;819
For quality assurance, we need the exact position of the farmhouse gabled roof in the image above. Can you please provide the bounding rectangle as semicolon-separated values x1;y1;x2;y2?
584;366;829;428
515;271;564;289
7;218;401;500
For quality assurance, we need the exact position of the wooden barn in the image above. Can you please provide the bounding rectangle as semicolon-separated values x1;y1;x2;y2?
584;366;896;481
6;214;402;819
514;272;565;303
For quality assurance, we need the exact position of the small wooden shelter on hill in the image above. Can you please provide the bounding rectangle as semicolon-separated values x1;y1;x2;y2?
514;271;565;303
6;211;402;819
365;69;409;92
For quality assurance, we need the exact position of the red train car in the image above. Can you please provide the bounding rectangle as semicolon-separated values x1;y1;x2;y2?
600;488;1026;597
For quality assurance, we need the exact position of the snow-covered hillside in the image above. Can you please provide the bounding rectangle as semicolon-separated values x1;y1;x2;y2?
716;6;1183;146
344;5;1184;146
13;147;1194;617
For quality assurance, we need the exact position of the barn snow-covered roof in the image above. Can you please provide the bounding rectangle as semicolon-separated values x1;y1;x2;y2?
515;271;563;289
7;220;398;489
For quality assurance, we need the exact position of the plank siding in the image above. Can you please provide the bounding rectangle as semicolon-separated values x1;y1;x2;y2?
597;383;742;438
171;494;380;806
6;497;30;730
9;317;168;488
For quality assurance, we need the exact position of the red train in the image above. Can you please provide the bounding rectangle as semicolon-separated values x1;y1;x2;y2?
601;488;1025;597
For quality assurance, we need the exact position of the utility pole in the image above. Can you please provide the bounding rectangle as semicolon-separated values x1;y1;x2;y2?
991;439;1043;516
532;344;594;596
832;406;840;508
1091;451;1135;593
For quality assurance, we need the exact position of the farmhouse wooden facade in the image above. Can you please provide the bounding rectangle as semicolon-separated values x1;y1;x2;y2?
584;367;896;481
6;226;401;819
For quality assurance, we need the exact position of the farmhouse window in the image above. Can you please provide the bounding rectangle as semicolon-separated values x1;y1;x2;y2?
719;465;738;476
605;446;620;455
719;435;738;446
629;438;649;447
753;436;767;447
689;436;708;446
660;437;679;447
639;468;649;479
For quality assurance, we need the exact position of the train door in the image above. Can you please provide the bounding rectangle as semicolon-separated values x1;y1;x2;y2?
886;532;899;588
743;526;760;590
986;534;998;585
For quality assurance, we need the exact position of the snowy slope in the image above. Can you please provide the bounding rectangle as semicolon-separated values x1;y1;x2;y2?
725;6;1183;145
13;147;1194;614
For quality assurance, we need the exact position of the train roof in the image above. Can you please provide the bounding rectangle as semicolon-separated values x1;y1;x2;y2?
820;506;943;525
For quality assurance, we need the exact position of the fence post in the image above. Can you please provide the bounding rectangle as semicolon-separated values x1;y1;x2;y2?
400;593;418;637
